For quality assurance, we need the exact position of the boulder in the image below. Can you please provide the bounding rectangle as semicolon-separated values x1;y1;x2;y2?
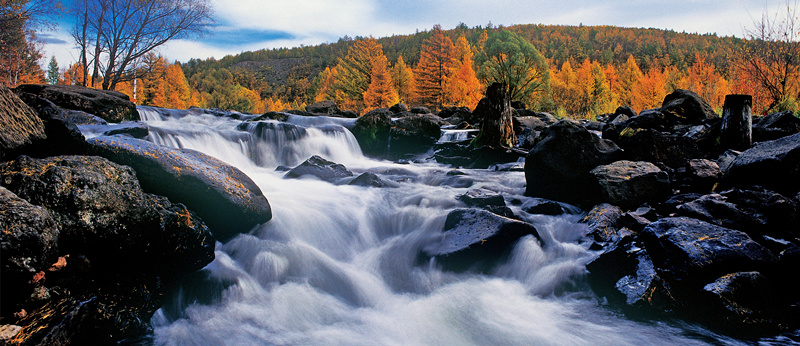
457;189;514;218
581;203;624;246
348;172;393;188
521;198;568;216
587;242;675;308
87;135;272;241
640;217;777;287
590;160;670;209
702;271;777;326
513;116;547;133
659;89;718;124
753;110;800;142
351;110;393;156
525;120;623;207
423;208;541;272
432;140;523;169
682;159;722;193
0;86;46;161
613;105;638;120
721;133;800;197
437;106;471;120
389;103;408;113
305;100;339;115
389;114;444;154
14;84;138;123
716;149;740;173
13;92;87;158
62;110;108;126
612;128;704;168
103;123;149;139
410;106;431;114
284;155;353;183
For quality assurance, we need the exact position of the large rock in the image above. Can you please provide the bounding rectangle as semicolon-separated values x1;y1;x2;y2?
590;160;671;209
753;110;800;142
640;217;777;287
305;100;339;115
659;89;718;123
587;242;675;309
423;208;541;272
87;135;272;240
432;140;523;169
13;91;87;157
389;114;444;154
721;132;800;197
612;128;703;168
14;84;138;123
702;271;778;327
0;86;46;161
0;155;214;343
284;155;353;183
351;109;393;156
525;120;623;207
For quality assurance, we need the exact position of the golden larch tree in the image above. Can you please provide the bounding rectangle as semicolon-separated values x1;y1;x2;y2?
333;37;385;113
447;36;483;109
617;54;643;108
391;56;416;104
414;25;456;109
632;66;667;111
363;54;399;111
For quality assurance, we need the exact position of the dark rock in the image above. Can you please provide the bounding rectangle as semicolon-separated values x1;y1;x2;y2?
532;111;557;125
581;203;624;245
617;128;704;168
103;123;149;139
753;110;800;142
351;110;393;156
13;91;87;158
389;114;444;154
305;100;339;115
659;89;718;124
389;103;408;113
433;140;523;169
458;189;505;208
252;111;290;122
619;208;656;232
511;100;526;110
62;110;107;126
87;135;271;241
489;162;525;172
682;159;722;193
513;116;547;133
0;86;46;161
702;272;777;327
410;106;431;114
284;155;353;183
716;149;740;173
339;110;358;118
721;133;800;197
14;84;138;123
640;217;777;287
438;106;471;120
423;208;541;272
614;105;638;120
348;172;393;188
521;198;567;216
582;120;605;132
590;160;671;209
659;193;706;215
525;120;623;207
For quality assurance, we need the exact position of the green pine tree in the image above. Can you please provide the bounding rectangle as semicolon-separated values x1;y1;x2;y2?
47;56;59;85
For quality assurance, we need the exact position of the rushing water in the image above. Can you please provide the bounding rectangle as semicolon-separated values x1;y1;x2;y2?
111;107;755;345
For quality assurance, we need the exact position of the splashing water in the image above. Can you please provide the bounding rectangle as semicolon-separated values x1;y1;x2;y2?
124;106;744;345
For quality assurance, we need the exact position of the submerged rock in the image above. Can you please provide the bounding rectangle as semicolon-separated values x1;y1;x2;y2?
348;172;393;188
423;208;541;272
88;135;272;241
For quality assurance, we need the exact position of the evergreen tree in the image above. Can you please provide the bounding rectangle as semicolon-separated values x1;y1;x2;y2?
333;37;385;113
46;55;58;84
476;29;549;105
414;25;455;109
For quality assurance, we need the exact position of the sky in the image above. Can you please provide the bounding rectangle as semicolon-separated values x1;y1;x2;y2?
39;0;790;68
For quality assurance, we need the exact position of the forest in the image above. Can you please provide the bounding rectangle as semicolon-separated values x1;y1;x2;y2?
5;18;800;118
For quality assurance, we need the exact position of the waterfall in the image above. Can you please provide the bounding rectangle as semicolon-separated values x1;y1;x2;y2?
121;107;740;345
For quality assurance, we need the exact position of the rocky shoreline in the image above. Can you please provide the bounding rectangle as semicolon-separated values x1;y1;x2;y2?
1;83;799;343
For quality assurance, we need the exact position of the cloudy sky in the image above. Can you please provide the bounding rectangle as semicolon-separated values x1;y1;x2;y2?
40;0;789;67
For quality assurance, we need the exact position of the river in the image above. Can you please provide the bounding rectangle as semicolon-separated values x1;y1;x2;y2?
104;107;776;345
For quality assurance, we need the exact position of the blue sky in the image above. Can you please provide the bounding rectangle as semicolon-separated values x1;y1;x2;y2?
41;0;789;68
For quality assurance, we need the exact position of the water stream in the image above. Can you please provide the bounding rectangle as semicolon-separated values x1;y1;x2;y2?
117;107;751;345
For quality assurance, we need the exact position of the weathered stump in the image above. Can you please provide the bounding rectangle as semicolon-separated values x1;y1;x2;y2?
472;83;517;148
720;94;752;151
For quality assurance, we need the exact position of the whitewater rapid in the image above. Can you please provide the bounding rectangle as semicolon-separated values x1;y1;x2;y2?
117;107;744;345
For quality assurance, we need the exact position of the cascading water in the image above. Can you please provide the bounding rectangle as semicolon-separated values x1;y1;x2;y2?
125;106;749;345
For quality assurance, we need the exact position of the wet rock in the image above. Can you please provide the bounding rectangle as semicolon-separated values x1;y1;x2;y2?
14;84;138;123
525;120;623;207
0;86;46;161
423;208;541;272
305;100;339;115
433;140;523;169
721;133;800;197
521;198;567;216
102;122;149;139
613;105;638;120
640;217;777;287
87;135;271;241
252;111;290;122
438;106;472;120
14;93;87;158
702;272;777;326
457;189;514;218
62;110;107;126
284;155;353;183
612;128;703;168
348;172;393;188
351;110;393;156
581;203;624;247
716;149;740;173
513;115;547;133
590;160;671;209
389;103;408;113
410;106;431;114
389;114;444;154
680;159;722;193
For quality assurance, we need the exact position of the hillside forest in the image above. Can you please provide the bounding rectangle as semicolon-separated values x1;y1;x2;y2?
8;23;800;118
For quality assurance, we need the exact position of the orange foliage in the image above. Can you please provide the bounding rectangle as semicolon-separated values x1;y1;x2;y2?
414;25;456;109
363;54;399;111
632;66;667;111
447;36;483;109
391;56;416;104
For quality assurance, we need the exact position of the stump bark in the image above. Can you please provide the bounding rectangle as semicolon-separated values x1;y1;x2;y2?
473;83;517;148
720;94;752;151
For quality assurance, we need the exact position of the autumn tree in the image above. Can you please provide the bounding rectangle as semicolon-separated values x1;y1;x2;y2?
391;56;415;104
551;60;579;116
313;66;338;103
447;36;483;109
72;0;213;90
414;25;456;109
737;0;800;112
476;29;550;106
632;65;667;111
0;0;58;86
686;53;729;111
363;54;399;111
61;62;90;86
616;54;642;108
333;37;386;113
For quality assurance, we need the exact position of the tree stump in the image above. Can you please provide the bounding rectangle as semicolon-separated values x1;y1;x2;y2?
720;94;752;151
473;83;517;148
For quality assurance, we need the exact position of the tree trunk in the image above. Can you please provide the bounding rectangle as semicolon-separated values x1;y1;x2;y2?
720;94;753;151
473;82;517;148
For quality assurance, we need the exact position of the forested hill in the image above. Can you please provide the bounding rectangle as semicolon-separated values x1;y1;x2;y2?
177;23;750;116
